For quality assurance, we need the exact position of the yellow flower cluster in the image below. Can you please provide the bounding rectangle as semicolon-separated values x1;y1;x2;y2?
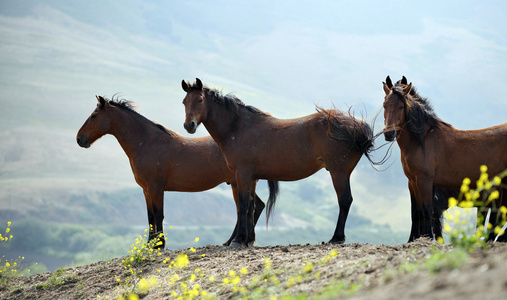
0;222;31;279
114;232;212;300
444;165;507;249
113;231;348;299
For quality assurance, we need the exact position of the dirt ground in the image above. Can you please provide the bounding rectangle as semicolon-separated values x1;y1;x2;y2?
1;239;506;299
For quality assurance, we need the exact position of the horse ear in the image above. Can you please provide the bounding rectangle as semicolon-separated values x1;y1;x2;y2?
403;82;412;94
401;76;408;85
182;80;190;92
96;95;106;107
385;76;393;89
382;81;391;95
195;78;203;90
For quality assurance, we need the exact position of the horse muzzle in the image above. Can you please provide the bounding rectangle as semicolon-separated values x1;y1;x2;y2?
76;135;91;148
184;121;197;134
384;131;396;142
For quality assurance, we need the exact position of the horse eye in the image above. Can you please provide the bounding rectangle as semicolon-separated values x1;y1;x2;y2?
91;113;98;119
198;98;203;103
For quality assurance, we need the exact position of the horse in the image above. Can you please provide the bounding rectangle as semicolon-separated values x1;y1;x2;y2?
76;95;279;249
382;76;507;242
181;78;374;247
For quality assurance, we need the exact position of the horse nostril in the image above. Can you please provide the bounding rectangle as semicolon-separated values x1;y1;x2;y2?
77;135;91;148
384;131;395;141
184;121;198;134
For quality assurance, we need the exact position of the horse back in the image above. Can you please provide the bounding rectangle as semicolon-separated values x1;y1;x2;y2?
429;123;507;187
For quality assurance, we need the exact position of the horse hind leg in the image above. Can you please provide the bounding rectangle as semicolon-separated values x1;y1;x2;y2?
328;173;352;244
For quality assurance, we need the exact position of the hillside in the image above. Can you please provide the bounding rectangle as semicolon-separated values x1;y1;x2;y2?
1;239;506;299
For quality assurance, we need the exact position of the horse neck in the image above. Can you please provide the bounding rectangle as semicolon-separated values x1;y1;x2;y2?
396;120;430;152
108;108;161;158
202;98;239;146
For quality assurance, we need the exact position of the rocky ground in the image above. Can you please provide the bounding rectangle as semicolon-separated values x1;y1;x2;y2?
1;239;506;299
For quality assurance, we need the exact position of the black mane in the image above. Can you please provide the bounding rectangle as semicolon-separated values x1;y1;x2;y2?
391;85;451;148
104;96;178;137
204;87;269;116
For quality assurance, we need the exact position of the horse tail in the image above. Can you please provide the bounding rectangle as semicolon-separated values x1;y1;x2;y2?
266;180;280;228
316;106;374;159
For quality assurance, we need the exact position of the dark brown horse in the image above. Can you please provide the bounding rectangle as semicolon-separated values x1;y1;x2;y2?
181;78;374;247
382;76;507;241
77;95;279;248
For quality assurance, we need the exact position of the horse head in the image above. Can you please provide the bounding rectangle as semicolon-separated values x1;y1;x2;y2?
76;96;112;148
181;78;206;134
382;76;412;141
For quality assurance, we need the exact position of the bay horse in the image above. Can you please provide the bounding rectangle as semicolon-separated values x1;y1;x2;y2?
382;76;507;242
76;95;279;249
181;78;374;247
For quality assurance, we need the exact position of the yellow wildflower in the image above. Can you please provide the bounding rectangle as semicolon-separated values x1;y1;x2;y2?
174;253;189;269
488;190;500;202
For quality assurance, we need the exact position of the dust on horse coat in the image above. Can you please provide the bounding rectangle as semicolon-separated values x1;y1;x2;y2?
182;78;374;247
77;96;278;248
382;76;507;241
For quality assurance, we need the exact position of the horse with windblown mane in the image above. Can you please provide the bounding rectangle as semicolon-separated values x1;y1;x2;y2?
381;76;507;242
181;78;374;247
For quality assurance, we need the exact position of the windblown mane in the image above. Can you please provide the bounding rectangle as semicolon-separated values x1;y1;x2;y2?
105;95;178;137
391;85;452;148
203;87;270;116
316;107;374;157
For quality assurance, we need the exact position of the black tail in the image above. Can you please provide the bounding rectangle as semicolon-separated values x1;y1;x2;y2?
265;180;280;228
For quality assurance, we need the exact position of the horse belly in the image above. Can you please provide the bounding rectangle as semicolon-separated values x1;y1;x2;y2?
164;165;228;192
254;156;324;182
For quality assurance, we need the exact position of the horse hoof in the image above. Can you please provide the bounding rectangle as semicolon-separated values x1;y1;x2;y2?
230;241;246;248
328;238;345;245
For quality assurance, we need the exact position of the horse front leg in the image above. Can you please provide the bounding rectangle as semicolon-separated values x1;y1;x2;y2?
328;174;352;244
414;179;434;240
223;184;240;246
408;182;419;242
223;185;264;246
230;172;255;248
144;189;165;249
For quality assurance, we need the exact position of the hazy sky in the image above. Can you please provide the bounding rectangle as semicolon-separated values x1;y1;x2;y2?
1;1;506;230
1;1;506;130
